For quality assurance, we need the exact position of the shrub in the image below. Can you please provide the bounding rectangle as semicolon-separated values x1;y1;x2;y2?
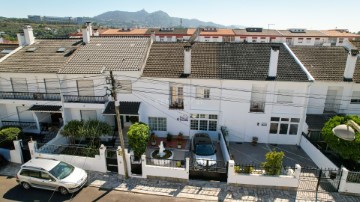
262;150;284;175
127;123;150;159
234;165;254;174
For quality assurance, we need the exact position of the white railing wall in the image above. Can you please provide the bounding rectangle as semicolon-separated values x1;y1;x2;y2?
227;160;301;188
219;130;230;162
28;141;107;172
339;167;360;195
0;140;23;164
300;135;338;169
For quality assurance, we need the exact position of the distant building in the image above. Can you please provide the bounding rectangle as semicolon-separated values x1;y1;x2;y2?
28;15;78;24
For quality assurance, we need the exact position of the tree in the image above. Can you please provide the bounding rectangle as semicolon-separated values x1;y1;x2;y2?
262;150;284;175
61;120;83;144
127;123;150;159
322;115;360;162
0;127;21;148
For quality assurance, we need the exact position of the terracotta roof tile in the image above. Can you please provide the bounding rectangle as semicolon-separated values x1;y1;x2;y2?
143;42;309;81
277;30;327;37
322;30;360;38
233;29;282;36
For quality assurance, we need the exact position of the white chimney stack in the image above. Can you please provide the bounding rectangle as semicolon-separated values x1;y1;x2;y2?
150;31;156;42
183;45;192;75
85;22;93;36
344;49;359;81
18;25;35;46
82;23;91;44
268;44;280;79
93;29;99;37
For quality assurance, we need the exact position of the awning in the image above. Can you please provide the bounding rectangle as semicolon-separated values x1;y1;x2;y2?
103;101;140;115
28;105;62;112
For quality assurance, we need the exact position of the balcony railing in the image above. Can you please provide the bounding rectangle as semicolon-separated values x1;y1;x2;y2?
1;121;37;130
250;101;265;112
63;95;108;104
169;100;184;109
323;103;341;113
0;92;61;101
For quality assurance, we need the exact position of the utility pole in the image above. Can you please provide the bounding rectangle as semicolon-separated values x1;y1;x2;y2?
110;71;129;178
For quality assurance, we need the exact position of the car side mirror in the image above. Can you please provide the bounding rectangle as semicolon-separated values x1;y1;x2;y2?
214;149;217;153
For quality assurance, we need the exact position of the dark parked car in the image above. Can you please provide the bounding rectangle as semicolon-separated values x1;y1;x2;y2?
191;133;217;166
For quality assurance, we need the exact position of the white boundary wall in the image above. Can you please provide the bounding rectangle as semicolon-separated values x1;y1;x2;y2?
28;141;107;172
219;130;230;162
300;136;338;169
0;140;23;164
339;167;360;195
227;160;301;188
141;155;189;180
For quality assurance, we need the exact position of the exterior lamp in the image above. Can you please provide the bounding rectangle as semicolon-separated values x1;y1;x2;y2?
332;120;358;141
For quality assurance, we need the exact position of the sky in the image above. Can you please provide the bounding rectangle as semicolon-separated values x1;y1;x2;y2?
0;0;359;32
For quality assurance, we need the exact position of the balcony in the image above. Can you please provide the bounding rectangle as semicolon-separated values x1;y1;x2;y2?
1;121;37;130
323;103;341;113
0;92;61;101
63;95;108;104
250;101;265;112
169;100;184;110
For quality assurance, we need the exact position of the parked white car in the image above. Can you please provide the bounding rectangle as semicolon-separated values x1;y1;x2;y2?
191;133;217;167
16;158;87;195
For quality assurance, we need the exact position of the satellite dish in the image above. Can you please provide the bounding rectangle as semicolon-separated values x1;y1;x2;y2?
332;124;356;141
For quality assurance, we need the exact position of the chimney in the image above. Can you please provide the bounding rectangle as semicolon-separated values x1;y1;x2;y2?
268;44;280;79
93;28;99;37
20;25;35;46
344;49;359;81
85;22;93;36
150;31;156;42
82;23;91;44
183;45;192;75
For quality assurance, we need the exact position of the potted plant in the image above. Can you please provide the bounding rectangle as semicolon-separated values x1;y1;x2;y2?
150;132;157;146
177;133;183;149
252;136;258;146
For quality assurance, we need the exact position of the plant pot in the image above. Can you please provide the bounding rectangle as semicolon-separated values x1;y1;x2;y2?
177;144;182;149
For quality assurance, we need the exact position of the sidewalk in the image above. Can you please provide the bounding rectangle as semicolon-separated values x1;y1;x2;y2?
1;163;359;202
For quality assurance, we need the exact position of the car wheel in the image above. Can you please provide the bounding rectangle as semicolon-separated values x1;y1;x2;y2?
59;187;68;195
22;182;31;190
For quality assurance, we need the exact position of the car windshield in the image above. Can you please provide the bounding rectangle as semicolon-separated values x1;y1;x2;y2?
195;144;215;156
49;162;74;180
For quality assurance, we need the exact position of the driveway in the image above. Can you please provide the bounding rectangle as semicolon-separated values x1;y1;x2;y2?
229;142;317;167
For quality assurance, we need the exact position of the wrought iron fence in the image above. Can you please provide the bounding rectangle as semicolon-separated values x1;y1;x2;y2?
0;91;61;101
63;95;108;103
35;143;99;157
1;121;37;130
146;157;186;168
347;171;360;183
233;163;296;176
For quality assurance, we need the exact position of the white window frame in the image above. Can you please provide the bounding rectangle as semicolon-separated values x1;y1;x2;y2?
148;117;167;131
190;114;218;131
351;91;360;104
269;117;299;135
196;87;210;99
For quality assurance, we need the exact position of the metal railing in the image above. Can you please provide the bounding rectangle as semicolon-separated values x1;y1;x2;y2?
347;171;360;183
1;121;37;130
323;103;341;113
63;95;108;104
250;101;265;112
36;143;100;157
169;100;184;109
146;157;186;168
0;91;61;101
234;163;295;176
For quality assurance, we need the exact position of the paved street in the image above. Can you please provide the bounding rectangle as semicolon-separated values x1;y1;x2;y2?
0;176;200;202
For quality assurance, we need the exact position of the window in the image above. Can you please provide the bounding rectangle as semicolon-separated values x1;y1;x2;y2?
57;47;66;53
169;84;183;109
277;89;293;103
298;38;303;43
339;38;344;43
117;80;132;94
306;38;311;43
11;78;28;92
148;117;167;131
196;87;210;99
0;49;13;54
269;117;299;135
250;85;266;112
190;114;218;131
40;172;55;181
26;47;37;52
45;78;60;94
80;110;97;121
351;91;360;104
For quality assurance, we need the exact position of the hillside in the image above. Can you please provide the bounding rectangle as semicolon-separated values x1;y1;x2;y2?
94;9;243;28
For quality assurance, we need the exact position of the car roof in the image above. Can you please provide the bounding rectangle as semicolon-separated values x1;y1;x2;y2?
21;158;60;171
